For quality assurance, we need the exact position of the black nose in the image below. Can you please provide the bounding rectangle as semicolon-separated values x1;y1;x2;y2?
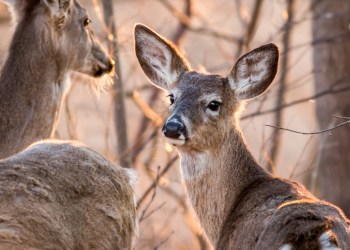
162;120;185;139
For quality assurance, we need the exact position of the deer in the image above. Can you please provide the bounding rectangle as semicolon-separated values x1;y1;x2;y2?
134;24;350;250
0;0;115;159
0;140;137;249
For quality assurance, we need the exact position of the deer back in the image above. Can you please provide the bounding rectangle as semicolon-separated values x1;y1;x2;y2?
0;141;137;249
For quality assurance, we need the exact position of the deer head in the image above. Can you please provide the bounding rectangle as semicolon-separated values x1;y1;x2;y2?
135;24;279;152
3;0;114;77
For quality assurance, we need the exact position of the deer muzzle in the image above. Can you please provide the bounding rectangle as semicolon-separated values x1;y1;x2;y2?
162;116;186;146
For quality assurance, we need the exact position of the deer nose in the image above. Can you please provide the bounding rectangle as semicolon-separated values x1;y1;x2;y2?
162;119;185;139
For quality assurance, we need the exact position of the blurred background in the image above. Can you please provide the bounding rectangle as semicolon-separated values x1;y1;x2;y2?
0;0;349;249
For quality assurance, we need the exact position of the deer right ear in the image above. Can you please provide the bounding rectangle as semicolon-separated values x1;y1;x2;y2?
228;44;279;100
134;24;190;90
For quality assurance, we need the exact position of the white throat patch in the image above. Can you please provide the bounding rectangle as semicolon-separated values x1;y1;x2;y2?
179;151;209;180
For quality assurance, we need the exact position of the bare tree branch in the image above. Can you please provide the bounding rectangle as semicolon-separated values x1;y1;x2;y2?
235;0;264;58
266;117;350;135
158;0;240;43
153;231;175;250
102;0;130;168
267;0;295;173
241;77;350;120
137;156;178;210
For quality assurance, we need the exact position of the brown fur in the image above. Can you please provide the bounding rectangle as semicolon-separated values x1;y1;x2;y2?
0;0;114;159
135;24;350;249
0;140;136;249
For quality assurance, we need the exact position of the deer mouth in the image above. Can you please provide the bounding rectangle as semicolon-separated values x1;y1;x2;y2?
93;59;115;77
164;137;186;146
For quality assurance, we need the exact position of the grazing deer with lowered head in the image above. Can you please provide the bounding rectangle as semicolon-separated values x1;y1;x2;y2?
0;140;137;249
0;0;114;159
135;24;350;249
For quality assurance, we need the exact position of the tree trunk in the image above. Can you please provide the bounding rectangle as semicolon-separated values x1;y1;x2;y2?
312;0;350;217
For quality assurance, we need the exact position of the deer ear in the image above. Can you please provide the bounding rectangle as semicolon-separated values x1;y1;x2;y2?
228;44;279;100
42;0;72;29
134;23;190;90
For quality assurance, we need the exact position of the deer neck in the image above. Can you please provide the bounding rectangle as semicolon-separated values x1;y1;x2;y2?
178;126;268;246
0;18;69;158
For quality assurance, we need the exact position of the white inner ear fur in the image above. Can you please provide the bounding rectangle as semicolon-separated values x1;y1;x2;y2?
279;244;293;250
228;53;270;100
138;32;180;88
319;231;340;250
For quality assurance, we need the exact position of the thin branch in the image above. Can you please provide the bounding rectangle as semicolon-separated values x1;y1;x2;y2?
158;0;240;43
266;118;350;135
137;156;178;210
140;202;166;223
139;166;161;223
241;78;350;120
153;231;175;250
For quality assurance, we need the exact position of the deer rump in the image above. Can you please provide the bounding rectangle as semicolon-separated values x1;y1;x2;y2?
0;141;136;250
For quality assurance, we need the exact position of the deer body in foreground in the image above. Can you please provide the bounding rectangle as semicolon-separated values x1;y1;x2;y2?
0;140;136;249
0;0;114;159
135;24;350;249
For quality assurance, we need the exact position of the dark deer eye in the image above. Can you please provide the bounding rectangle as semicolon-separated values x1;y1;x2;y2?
83;18;91;27
207;101;221;112
168;94;175;105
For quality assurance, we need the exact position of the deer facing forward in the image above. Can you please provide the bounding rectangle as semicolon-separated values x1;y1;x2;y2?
135;24;350;249
0;0;114;159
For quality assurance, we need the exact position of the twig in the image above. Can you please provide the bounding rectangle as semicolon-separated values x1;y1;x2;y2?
137;156;178;209
157;0;240;43
139;166;161;223
131;127;158;164
267;0;295;173
140;202;166;223
266;118;350;135
153;231;175;250
241;78;350;120
131;91;163;127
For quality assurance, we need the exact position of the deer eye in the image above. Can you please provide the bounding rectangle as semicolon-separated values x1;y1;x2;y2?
83;18;91;27
168;94;175;105
207;101;221;112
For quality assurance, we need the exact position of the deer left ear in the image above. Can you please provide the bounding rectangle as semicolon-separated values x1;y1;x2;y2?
228;43;279;100
134;23;191;90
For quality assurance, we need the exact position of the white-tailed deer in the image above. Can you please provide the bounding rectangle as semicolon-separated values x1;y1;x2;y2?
135;24;350;249
0;0;115;159
0;140;137;249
